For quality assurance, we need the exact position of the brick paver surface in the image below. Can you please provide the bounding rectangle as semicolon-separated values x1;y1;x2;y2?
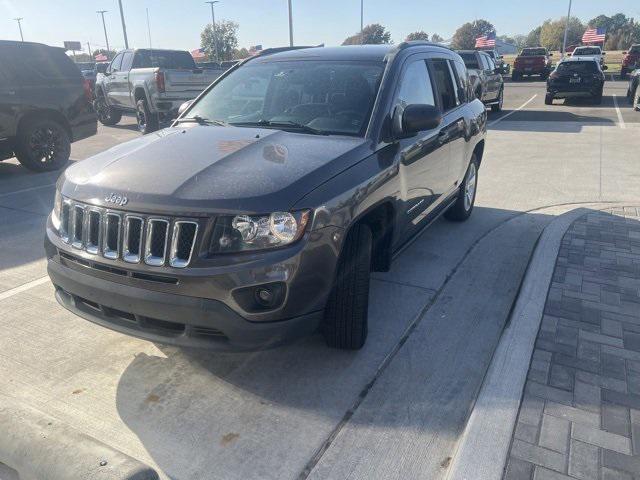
503;207;640;480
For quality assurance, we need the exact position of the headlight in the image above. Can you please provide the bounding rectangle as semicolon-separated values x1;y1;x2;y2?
51;190;62;230
210;210;311;253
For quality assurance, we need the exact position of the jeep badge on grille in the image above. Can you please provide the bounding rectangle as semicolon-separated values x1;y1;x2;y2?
105;193;128;206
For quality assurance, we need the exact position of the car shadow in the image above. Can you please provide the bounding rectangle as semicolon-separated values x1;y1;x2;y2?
489;105;617;133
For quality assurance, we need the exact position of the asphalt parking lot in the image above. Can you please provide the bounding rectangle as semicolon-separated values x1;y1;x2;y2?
1;79;639;480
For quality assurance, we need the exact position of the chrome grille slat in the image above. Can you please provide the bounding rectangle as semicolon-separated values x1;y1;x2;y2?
71;205;85;249
144;219;170;266
103;212;121;259
123;216;144;263
56;198;198;268
169;221;198;268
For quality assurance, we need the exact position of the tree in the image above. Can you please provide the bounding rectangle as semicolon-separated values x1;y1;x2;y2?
539;17;584;51
524;26;542;47
201;19;239;62
342;24;392;45
233;47;250;59
587;14;640;50
431;33;444;43
405;30;429;42
451;19;495;49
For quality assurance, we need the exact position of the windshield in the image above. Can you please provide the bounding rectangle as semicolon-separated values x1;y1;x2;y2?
133;50;196;69
521;48;546;56
556;61;599;74
187;60;385;136
459;53;480;69
573;47;601;55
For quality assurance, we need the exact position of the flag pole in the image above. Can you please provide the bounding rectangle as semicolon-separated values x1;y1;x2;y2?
562;0;573;59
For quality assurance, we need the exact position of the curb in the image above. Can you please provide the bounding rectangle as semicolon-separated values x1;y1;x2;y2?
0;395;159;480
446;206;595;480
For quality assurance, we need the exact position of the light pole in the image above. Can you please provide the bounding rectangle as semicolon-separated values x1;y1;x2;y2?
205;1;219;63
288;0;293;47
561;0;573;58
97;10;110;54
117;0;129;49
360;0;364;42
14;18;24;42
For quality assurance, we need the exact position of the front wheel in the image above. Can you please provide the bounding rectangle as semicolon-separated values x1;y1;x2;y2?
445;155;478;222
15;118;70;172
323;224;372;350
94;95;122;126
593;88;603;105
634;88;640;111
491;88;504;112
512;71;521;82
136;98;159;135
545;93;554;105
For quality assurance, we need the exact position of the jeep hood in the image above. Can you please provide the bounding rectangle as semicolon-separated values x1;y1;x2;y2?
61;125;368;215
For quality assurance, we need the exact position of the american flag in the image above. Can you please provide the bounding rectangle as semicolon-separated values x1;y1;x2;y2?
475;32;496;48
94;53;108;61
582;27;606;43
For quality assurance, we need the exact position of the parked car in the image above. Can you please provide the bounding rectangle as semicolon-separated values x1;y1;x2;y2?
479;49;510;74
457;50;504;111
512;47;553;81
621;45;640;78
545;57;606;105
0;40;96;172
45;43;487;351
94;48;220;134
627;67;640;111
570;46;605;67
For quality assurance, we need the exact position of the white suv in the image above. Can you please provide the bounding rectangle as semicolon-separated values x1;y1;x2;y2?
571;46;605;67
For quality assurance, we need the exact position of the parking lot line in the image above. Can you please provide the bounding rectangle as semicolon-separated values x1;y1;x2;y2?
612;94;626;129
0;276;49;301
488;94;537;127
0;183;55;199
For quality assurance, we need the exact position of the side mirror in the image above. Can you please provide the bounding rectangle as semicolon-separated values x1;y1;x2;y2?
96;63;108;74
602;65;609;70
396;104;442;137
178;99;195;116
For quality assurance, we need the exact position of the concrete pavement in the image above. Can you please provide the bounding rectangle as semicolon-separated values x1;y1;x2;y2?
0;81;639;479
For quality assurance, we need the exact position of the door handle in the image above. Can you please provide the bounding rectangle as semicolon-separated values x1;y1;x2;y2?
438;130;450;144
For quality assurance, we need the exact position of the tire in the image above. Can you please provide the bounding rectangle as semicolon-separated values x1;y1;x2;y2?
445;155;478;222
629;83;638;106
491;88;504;112
136;98;159;135
323;224;372;350
15;118;71;172
512;71;521;82
541;72;550;81
545;93;554;105
634;88;640;112
93;94;122;126
593;88;603;105
620;68;628;79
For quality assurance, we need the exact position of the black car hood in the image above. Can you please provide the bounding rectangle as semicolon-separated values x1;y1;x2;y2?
62;125;368;215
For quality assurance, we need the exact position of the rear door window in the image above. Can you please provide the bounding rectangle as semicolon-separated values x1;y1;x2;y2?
110;53;123;72
120;51;134;71
396;60;435;107
459;53;480;70
451;60;468;103
430;59;458;112
132;51;196;69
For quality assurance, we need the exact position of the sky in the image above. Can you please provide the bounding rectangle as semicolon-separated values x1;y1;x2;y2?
1;0;639;54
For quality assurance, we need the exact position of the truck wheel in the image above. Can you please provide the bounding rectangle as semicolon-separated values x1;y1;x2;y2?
593;88;603;105
491;88;504;112
323;224;372;350
136;98;159;135
545;93;554;105
445;155;478;222
15;118;70;172
94;95;122;126
512;71;521;82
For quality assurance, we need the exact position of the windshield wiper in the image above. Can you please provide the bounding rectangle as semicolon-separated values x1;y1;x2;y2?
174;115;227;126
230;119;328;135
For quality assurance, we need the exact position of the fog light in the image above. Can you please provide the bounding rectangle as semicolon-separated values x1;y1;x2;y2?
255;287;274;306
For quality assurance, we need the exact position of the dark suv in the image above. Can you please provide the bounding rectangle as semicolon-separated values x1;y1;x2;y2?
45;43;486;350
456;50;504;111
0;41;97;171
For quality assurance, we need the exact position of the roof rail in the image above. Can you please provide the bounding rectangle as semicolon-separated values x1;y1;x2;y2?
392;40;453;53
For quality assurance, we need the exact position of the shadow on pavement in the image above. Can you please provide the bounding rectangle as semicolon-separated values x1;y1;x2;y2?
490;107;617;133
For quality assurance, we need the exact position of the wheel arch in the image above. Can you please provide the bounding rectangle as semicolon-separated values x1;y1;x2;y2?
348;200;396;272
16;109;72;141
134;86;148;103
472;139;485;167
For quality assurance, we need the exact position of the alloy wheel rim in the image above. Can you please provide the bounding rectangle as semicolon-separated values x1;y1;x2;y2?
464;164;477;211
29;127;61;165
137;105;147;131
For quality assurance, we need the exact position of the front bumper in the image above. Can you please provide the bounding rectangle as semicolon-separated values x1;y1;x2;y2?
45;219;342;350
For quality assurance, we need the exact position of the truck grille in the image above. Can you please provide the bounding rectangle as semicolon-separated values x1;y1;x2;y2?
58;199;199;268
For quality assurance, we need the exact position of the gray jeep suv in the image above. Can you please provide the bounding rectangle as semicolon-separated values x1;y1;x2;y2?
45;43;487;350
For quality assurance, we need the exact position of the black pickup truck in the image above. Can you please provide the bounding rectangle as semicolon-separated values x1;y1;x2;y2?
457;50;504;111
46;43;487;351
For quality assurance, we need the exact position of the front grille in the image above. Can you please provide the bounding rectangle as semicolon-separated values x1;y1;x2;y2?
56;199;199;268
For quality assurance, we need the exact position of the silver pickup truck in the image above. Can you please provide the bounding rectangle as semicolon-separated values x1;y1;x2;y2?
94;49;222;134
